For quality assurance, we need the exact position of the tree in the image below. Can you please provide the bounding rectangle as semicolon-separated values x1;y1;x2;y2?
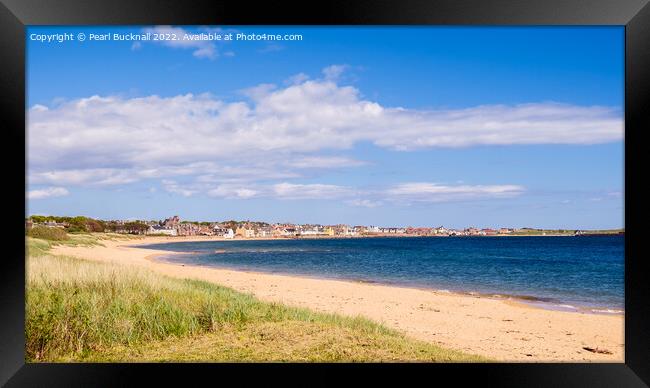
85;219;106;232
123;222;149;234
29;215;51;224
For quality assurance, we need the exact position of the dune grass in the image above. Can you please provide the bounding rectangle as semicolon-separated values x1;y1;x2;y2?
26;233;141;257
25;238;486;362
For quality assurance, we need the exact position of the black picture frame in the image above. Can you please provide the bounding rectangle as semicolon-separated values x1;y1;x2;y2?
2;0;648;386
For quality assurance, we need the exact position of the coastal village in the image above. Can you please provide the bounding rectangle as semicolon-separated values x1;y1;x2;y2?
143;216;516;238
24;214;605;238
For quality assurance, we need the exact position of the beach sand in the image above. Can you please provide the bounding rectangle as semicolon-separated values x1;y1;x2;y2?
49;235;624;362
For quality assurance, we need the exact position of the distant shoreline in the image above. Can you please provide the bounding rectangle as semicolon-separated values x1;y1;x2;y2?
136;231;624;241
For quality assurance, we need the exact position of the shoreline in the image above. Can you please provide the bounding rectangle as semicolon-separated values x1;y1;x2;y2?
138;232;622;241
49;235;625;362
149;250;623;316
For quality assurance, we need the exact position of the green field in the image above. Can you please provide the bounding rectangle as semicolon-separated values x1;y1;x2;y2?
510;228;624;236
25;236;486;362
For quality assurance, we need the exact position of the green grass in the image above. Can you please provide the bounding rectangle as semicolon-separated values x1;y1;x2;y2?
510;228;625;236
581;229;625;234
26;239;486;362
26;233;141;257
26;238;54;257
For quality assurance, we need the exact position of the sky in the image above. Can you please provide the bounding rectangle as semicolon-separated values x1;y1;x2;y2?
26;26;624;229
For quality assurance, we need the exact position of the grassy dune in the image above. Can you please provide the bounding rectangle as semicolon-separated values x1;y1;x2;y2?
27;232;141;257
25;237;486;362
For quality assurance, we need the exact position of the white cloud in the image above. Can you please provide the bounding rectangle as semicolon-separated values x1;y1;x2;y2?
240;83;277;100
31;104;48;112
30;168;139;186
286;73;309;85
347;199;382;208
162;180;196;197
322;64;349;81
27;187;69;200
207;184;260;199
273;183;352;199
27;66;622;194
288;156;367;169
202;181;355;200
386;183;524;202
179;180;523;204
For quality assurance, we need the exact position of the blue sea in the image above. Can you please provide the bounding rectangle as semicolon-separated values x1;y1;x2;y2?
139;235;624;313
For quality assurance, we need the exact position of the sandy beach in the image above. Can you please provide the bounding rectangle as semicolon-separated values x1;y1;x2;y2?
49;235;624;362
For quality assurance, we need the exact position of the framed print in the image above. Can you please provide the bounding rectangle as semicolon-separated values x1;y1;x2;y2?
1;0;649;386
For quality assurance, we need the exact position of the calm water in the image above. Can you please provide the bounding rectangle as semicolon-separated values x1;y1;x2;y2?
139;235;624;312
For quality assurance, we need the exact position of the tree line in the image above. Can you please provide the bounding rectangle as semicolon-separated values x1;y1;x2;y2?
27;215;273;234
27;215;150;234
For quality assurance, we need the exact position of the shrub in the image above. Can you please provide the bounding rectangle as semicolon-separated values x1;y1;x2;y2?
27;226;69;241
84;219;106;232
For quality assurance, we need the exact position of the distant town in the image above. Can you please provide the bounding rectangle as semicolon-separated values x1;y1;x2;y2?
25;215;624;238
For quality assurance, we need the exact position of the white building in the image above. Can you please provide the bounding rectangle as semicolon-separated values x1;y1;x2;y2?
434;226;449;235
257;227;274;237
147;225;177;236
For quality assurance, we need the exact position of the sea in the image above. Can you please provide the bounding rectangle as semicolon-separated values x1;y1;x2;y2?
138;235;624;314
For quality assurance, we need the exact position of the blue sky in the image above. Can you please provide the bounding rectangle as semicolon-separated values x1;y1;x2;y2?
26;26;624;229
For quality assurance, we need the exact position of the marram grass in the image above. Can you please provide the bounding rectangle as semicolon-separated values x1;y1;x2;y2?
26;233;138;257
26;238;487;362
